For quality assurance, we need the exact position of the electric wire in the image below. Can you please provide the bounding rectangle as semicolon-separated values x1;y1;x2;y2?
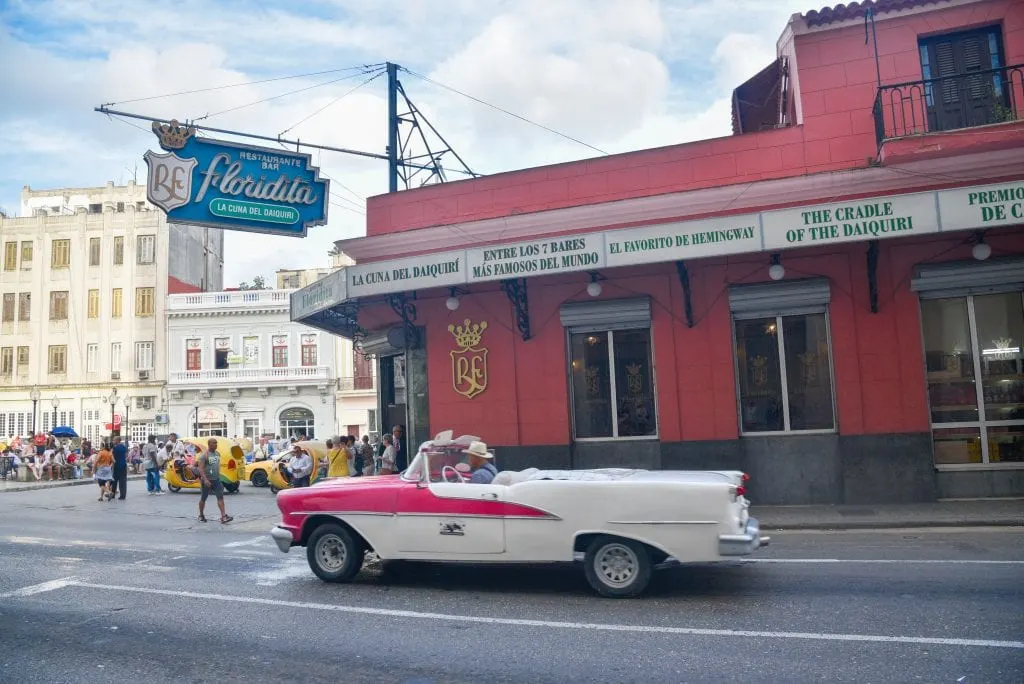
401;68;610;156
279;69;386;137
197;69;381;121
100;64;385;107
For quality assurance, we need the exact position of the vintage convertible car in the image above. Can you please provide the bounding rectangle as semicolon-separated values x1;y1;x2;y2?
270;432;769;597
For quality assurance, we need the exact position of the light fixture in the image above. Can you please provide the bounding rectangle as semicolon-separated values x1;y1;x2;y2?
50;395;60;409
768;253;785;281
445;287;463;311
971;231;991;261
29;389;40;401
586;272;603;297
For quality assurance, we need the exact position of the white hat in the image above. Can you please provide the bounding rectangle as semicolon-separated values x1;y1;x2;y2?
462;440;493;459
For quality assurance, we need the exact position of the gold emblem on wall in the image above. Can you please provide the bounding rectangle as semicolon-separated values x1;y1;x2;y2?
449;319;489;399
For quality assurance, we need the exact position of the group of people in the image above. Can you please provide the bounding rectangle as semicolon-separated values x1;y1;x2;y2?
1;434;93;482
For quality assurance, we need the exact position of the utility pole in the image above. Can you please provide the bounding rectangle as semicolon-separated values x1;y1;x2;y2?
387;62;399;193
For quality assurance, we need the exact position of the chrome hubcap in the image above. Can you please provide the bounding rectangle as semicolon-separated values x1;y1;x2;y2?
316;534;347;572
596;543;637;587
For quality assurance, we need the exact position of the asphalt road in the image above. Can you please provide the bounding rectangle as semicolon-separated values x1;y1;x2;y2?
1;483;1022;683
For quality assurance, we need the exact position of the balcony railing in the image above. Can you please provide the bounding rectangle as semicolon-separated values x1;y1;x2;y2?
874;64;1023;145
169;365;330;385
167;290;293;311
337;375;376;392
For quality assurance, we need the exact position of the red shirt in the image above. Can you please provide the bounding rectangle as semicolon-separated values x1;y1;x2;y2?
33;434;46;447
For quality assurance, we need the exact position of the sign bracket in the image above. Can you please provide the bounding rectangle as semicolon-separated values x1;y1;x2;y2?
500;278;531;341
866;240;879;314
674;260;695;328
386;293;420;348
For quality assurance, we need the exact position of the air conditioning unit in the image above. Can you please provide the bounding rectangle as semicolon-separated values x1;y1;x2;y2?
138;370;150;380
110;371;120;380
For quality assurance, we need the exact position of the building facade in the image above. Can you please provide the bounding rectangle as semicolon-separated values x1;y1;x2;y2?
165;290;338;440
293;0;1024;504
0;182;221;444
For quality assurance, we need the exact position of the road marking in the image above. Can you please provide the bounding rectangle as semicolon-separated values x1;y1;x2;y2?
746;558;1024;565
35;580;1023;650
0;577;76;598
222;536;266;548
3;536;191;553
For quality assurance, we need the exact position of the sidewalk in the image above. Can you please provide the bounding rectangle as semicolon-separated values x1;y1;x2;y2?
0;473;147;493
755;499;1024;530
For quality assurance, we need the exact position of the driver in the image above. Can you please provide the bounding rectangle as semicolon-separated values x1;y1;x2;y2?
462;441;497;484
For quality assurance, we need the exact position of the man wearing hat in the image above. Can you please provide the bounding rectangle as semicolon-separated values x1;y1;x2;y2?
463;441;497;484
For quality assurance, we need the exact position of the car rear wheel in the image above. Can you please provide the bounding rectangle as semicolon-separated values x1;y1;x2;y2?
250;470;268;487
167;484;180;493
583;536;652;598
306;523;364;583
224;482;239;494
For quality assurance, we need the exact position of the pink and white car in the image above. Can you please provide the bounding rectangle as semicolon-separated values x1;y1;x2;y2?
270;432;769;597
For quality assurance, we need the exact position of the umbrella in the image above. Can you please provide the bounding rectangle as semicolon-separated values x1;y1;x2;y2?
51;426;78;438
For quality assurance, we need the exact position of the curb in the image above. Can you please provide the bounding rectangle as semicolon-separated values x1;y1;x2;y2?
762;519;1024;531
0;474;148;494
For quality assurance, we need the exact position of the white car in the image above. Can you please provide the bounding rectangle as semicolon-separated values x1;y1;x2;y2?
271;432;769;597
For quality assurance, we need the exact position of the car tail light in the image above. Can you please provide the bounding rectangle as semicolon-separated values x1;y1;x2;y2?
735;485;746;497
228;459;236;469
742;472;750;482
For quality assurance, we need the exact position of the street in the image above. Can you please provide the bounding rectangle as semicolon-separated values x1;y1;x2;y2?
1;484;1022;683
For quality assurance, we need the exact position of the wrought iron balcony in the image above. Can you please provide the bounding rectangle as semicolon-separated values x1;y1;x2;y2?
873;64;1023;145
337;375;376;392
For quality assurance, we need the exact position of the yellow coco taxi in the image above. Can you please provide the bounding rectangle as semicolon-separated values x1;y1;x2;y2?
246;453;282;488
267;440;328;493
165;437;245;494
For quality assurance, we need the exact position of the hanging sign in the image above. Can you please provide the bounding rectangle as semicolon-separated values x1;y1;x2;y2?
937;181;1024;232
347;251;465;298
144;120;329;237
605;213;761;268
467;234;604;283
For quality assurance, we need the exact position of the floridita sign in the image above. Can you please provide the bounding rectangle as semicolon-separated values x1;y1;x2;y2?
291;180;1024;317
144;120;329;237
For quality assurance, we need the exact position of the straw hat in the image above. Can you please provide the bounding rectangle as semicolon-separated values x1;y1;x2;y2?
462;441;493;459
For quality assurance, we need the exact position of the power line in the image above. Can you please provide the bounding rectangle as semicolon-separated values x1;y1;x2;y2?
100;64;385;107
401;68;610;156
279;69;386;137
197;69;380;122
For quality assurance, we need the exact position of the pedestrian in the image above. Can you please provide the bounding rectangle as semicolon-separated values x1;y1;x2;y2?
110;436;128;500
94;444;115;502
360;435;376;476
347;435;362;477
379;434;396;475
143;435;162;495
253;437;270;462
391;425;406;471
325;439;348;477
129;443;143;474
287;445;313;488
197;437;232;524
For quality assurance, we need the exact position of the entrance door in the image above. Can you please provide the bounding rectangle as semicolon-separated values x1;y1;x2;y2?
920;27;1008;133
379;354;409;467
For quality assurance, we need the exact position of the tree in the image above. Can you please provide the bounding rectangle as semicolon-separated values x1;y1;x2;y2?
238;275;269;290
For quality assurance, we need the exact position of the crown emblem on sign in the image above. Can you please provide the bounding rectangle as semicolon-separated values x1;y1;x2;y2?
448;319;487;349
151;119;196;151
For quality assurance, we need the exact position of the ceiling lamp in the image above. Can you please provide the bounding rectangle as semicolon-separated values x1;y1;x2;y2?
587;272;603;297
768;253;785;281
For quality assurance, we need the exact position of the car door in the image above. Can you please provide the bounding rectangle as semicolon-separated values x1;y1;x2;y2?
394;481;506;555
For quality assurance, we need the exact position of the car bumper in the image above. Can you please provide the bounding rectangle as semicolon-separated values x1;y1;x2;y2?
718;517;770;556
270;525;295;553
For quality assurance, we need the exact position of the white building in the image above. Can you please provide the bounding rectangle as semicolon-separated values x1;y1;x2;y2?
165;289;338;440
0;182;222;444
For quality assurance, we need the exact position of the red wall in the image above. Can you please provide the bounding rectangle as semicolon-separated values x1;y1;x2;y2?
358;227;1024;447
364;0;1024;237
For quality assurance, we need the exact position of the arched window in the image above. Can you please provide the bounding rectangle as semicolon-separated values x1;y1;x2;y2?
279;407;315;440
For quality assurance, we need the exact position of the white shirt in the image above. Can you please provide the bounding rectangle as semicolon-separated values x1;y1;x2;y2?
171;440;187;457
289;452;313;478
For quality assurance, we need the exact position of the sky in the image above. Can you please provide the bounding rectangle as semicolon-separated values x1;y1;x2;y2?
0;0;814;287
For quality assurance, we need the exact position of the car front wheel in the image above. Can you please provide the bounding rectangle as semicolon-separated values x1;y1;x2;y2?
583;536;652;598
250;470;268;487
306;523;364;583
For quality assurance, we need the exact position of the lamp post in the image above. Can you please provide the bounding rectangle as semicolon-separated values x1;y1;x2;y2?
29;388;40;436
50;396;59;431
227;401;236;438
193;391;201;437
103;388;119;441
124;394;130;443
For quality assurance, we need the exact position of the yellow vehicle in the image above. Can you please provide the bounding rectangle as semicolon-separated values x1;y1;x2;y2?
246;453;282;488
267;440;328;493
164;437;245;494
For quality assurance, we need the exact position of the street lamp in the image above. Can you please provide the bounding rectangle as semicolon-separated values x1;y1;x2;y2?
50;396;60;431
193;391;201;437
124;394;130;442
103;388;119;440
29;388;40;435
227;401;236;437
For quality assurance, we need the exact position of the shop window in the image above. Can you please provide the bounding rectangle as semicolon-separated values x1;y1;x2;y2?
51;239;70;268
921;292;1024;465
89;238;101;266
729;279;835;434
562;298;657;440
18;293;30;321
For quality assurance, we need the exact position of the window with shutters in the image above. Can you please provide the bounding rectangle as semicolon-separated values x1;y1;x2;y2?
3;242;15;271
89;237;101;266
113;236;124;265
49;291;68;320
51;239;70;268
1;293;13;322
87;289;100;318
135;287;154;316
111;342;122;373
17;346;29;370
0;347;12;375
48;345;67;374
20;241;32;269
18;293;30;321
918;26;1008;133
136;341;154;371
87;343;98;372
112;288;122;318
137;235;155;264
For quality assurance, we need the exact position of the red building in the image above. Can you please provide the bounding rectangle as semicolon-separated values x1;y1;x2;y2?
294;0;1024;504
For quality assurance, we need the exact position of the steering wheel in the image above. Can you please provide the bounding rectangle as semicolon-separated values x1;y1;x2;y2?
441;465;464;484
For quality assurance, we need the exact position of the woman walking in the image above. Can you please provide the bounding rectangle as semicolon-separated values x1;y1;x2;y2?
94;444;115;502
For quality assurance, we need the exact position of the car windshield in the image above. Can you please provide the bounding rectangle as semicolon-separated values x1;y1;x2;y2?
401;433;479;483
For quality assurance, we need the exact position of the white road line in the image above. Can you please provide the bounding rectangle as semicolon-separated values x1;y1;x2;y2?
38;581;1021;650
0;577;76;599
747;558;1024;565
222;536;267;548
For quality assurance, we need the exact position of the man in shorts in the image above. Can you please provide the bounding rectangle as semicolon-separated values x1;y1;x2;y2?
197;438;232;524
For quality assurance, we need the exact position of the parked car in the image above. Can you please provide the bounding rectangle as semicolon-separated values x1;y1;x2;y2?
270;431;768;597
